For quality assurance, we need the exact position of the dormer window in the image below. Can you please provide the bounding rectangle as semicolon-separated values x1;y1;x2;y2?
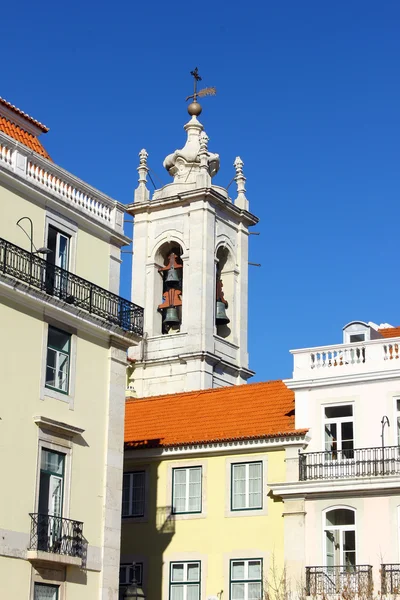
349;333;365;343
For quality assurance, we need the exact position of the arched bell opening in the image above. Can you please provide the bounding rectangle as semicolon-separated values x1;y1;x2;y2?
215;245;233;340
155;242;183;335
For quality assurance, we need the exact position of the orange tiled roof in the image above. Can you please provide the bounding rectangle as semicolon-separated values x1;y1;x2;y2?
0;97;49;132
378;327;400;339
125;380;307;449
0;116;51;159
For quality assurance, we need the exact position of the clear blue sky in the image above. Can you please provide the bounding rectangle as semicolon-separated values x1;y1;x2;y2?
2;1;400;381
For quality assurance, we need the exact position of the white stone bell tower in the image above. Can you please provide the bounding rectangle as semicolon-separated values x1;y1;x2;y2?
127;95;258;398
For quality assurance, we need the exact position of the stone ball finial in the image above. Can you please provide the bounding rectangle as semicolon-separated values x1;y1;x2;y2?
187;101;202;117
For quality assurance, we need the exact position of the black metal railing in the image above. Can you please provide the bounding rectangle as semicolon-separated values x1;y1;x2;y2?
299;446;400;481
28;513;84;559
0;237;143;335
305;565;373;596
381;564;400;594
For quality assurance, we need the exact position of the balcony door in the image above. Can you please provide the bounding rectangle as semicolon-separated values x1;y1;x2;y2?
325;508;356;569
38;449;65;552
46;226;70;297
324;405;354;460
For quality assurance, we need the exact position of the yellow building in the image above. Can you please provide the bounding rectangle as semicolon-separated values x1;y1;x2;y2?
121;382;307;600
0;97;143;599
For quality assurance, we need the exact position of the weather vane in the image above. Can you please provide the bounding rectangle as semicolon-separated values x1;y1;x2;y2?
186;67;216;104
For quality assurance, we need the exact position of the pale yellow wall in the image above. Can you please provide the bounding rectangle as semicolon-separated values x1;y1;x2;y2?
121;449;286;600
0;183;111;290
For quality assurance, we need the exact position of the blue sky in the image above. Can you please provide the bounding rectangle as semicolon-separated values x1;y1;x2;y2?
2;1;400;381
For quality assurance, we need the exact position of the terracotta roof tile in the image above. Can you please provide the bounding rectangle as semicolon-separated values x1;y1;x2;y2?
0;116;51;160
0;97;49;132
378;327;400;339
125;380;307;449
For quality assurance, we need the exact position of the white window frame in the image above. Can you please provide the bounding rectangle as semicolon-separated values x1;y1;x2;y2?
44;210;77;274
45;326;71;394
40;321;77;406
122;471;146;518
170;561;201;600
34;583;60;600
394;397;400;447
323;506;357;568
323;403;354;457
230;558;263;600
172;466;202;515
231;462;262;511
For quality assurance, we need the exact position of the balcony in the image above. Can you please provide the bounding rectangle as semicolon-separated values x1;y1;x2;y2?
381;564;400;594
299;446;400;481
27;513;84;566
305;565;372;596
292;338;400;382
0;237;144;335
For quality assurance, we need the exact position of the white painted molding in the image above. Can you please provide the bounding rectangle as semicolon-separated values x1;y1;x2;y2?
33;416;85;437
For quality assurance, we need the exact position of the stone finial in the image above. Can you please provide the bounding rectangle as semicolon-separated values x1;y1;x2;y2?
134;149;150;203
233;156;248;210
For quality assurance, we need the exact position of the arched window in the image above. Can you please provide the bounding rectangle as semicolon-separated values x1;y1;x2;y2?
215;246;233;339
155;243;183;335
324;508;356;568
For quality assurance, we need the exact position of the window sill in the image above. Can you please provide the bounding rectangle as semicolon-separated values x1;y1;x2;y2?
27;550;82;567
41;386;74;406
225;507;266;518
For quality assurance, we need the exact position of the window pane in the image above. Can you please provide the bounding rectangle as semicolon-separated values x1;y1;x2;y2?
349;334;364;343
48;327;70;353
344;530;356;552
41;450;64;475
325;405;353;419
172;564;184;582
122;474;131;517
58;353;69;392
187;563;200;581
248;561;261;580
187;584;199;600
132;472;145;516
249;463;262;508
233;465;246;509
248;583;262;600
34;584;58;600
46;348;57;387
171;586;184;600
232;583;245;600
188;468;201;512
326;509;355;527
232;561;245;580
341;422;353;442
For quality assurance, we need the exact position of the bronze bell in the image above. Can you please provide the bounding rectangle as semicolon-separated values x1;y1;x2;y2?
163;307;180;326
164;265;181;286
216;300;230;325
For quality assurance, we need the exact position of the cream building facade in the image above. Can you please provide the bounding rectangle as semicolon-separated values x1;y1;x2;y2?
0;98;143;600
271;321;400;596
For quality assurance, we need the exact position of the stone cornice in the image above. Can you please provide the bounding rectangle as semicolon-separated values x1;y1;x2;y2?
127;187;259;227
270;476;400;499
284;369;400;390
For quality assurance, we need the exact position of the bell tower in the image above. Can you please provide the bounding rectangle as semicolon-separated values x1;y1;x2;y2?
127;76;258;397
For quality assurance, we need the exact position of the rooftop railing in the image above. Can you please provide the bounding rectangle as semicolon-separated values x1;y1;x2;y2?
0;237;144;335
305;565;372;596
292;338;400;380
28;513;84;559
299;446;400;481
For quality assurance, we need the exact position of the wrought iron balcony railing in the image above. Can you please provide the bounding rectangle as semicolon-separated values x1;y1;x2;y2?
28;513;84;559
381;564;400;594
305;565;373;596
0;237;143;335
299;446;400;481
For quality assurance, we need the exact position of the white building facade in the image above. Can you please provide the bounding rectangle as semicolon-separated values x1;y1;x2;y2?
271;321;400;596
126;100;258;397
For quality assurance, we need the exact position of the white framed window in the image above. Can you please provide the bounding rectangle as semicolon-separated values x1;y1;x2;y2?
45;326;71;394
231;462;262;511
122;471;145;518
170;562;200;600
230;559;263;600
324;405;354;459
34;583;59;600
395;399;400;446
172;467;202;514
324;508;356;568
